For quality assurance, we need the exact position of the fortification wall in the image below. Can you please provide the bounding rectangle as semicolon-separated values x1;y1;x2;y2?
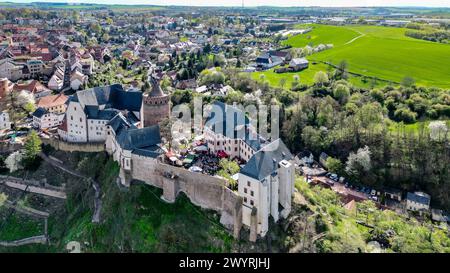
123;154;243;238
41;138;105;153
0;142;22;154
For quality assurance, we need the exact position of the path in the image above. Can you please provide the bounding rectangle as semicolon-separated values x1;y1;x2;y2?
344;31;365;45
0;235;47;247
0;177;67;199
4;200;50;218
39;152;102;223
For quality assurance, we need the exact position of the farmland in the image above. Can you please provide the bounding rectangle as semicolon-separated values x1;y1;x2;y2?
279;24;450;88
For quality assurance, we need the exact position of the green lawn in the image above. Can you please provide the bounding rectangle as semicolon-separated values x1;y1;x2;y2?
284;24;450;88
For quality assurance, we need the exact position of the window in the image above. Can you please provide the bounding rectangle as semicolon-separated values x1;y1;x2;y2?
244;197;247;203
244;188;247;194
250;191;254;197
247;181;250;187
250;200;254;206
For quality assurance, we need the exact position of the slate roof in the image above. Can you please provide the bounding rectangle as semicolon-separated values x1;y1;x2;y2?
114;124;163;158
32;107;47;118
406;192;430;206
72;84;142;112
240;138;293;181
205;101;263;151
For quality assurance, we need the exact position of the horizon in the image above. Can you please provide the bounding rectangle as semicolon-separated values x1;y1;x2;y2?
3;0;450;8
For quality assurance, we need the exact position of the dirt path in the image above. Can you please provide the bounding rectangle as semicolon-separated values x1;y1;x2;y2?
345;32;366;45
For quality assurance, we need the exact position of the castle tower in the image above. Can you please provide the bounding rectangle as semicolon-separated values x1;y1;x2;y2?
143;74;170;127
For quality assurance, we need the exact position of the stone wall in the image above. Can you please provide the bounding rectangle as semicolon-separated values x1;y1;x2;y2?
41;138;105;153
121;154;243;238
0;142;22;154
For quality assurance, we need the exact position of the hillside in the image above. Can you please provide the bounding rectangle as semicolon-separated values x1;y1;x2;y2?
283;24;450;88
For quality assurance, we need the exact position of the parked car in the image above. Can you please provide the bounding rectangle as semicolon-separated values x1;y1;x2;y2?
371;189;377;196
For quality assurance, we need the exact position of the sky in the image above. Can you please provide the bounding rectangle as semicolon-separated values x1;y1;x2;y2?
6;0;450;8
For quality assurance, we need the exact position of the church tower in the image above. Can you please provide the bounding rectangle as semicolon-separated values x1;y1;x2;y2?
143;73;170;127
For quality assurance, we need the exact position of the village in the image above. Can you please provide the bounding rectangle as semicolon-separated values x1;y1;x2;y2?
0;4;449;254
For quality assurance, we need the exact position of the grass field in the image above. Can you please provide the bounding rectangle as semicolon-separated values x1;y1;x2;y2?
251;62;384;90
283;24;450;88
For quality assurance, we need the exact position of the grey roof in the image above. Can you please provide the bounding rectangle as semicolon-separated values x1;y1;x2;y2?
406;192;430;206
108;112;136;135
205;101;263;151
290;58;309;65
32;107;47;118
115;124;163;158
240;139;293;181
148;74;166;97
72;84;142;112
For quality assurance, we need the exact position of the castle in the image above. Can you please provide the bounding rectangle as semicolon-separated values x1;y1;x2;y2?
59;74;170;142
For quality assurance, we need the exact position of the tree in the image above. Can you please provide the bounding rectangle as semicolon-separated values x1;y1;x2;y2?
279;78;287;89
121;58;129;70
336;60;349;80
23;130;42;169
401;76;416;88
429;121;448;141
345;146;372;179
326;157;344;175
314;71;329;87
5;151;23;173
0;193;7;207
394;108;417;123
236;58;242;68
217;158;240;190
333;84;350;104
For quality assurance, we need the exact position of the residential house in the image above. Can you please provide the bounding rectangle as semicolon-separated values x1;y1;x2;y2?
255;53;283;70
289;58;309;71
406;192;431;212
48;63;65;91
32;94;68;129
13;79;52;99
70;70;87;91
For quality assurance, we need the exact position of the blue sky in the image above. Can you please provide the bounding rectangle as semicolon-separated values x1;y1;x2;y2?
6;0;450;7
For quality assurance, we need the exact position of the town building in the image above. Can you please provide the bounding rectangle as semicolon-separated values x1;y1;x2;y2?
289;58;309;71
32;93;68;130
0;110;10;130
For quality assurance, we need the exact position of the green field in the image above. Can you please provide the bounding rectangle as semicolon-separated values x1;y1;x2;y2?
283;24;450;88
251;62;384;90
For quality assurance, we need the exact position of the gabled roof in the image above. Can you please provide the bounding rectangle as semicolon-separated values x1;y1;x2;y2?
72;84;142;112
115;124;163;158
204;101;263;151
37;94;68;109
240;138;293;181
32;107;47;118
406;192;430;206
